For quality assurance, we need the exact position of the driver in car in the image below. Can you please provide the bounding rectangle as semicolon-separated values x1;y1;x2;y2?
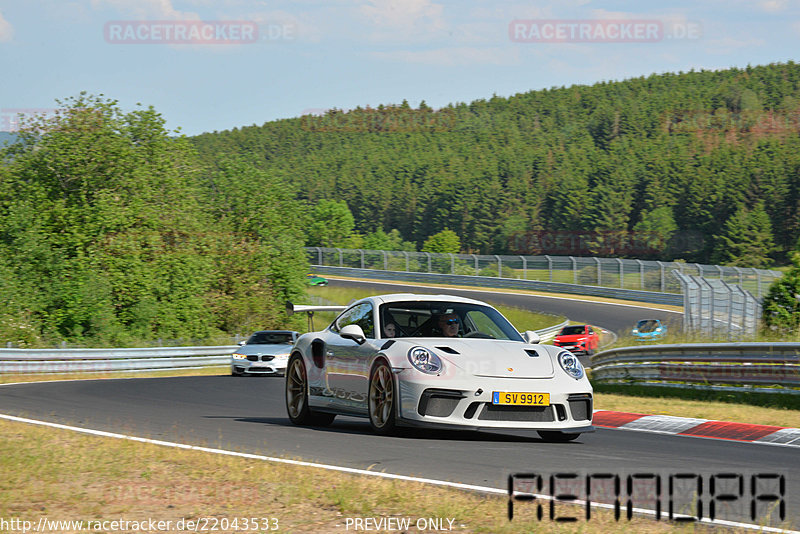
437;313;460;337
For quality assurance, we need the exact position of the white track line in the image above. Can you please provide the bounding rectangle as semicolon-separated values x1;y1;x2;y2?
0;413;794;533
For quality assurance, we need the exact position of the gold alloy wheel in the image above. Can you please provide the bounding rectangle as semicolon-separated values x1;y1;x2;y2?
369;363;394;429
286;357;306;420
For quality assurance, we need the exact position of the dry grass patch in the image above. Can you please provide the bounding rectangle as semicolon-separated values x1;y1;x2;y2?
0;366;229;385
0;418;737;534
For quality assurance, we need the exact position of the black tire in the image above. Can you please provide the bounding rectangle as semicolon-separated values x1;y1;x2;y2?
231;367;243;377
538;430;581;442
285;354;335;426
368;360;397;435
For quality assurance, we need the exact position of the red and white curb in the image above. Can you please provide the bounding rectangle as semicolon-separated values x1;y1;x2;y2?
593;410;800;447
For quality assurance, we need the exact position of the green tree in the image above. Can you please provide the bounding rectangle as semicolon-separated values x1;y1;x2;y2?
712;201;775;267
763;253;800;333
633;206;678;257
306;200;356;247
0;94;307;345
422;229;461;253
363;228;416;251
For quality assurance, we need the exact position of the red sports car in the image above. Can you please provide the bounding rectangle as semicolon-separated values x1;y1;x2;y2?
553;325;599;356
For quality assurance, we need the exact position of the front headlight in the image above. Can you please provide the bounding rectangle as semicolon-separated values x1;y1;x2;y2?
232;353;248;359
632;329;639;334
407;346;442;374
558;351;584;380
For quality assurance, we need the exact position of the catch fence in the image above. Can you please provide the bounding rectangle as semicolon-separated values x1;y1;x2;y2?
673;271;762;339
306;248;780;299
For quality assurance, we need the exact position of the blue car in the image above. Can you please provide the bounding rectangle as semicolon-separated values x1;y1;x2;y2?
631;319;666;341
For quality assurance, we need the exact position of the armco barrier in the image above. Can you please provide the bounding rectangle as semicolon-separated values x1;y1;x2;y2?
0;346;237;373
590;343;800;393
0;318;570;374
534;319;568;344
312;266;683;306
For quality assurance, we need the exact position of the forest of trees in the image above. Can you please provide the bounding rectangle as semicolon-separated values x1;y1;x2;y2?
193;61;800;266
4;62;800;345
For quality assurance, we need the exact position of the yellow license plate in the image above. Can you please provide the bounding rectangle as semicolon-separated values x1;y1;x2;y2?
492;392;550;406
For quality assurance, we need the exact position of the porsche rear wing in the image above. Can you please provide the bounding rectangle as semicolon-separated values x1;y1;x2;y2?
286;302;347;331
287;304;347;315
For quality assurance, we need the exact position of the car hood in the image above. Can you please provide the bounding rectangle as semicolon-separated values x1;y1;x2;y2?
234;344;293;356
415;339;555;378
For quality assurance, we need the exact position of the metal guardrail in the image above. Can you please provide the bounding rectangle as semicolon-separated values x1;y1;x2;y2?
0;346;237;374
0;318;571;374
534;319;569;344
312;266;684;306
590;343;800;393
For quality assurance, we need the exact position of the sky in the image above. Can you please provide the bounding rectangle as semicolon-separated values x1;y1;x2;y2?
0;0;798;136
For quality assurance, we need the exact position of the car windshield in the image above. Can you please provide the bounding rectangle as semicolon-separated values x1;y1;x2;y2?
378;301;523;341
635;320;660;333
247;332;293;344
559;326;586;336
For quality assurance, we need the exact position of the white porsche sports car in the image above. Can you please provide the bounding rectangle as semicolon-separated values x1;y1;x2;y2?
285;294;593;441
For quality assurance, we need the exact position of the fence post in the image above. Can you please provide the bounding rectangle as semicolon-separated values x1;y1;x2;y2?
360;249;365;269
594;257;601;286
520;256;527;280
472;254;478;275
403;251;409;272
425;252;431;273
636;259;644;290
570;256;577;284
495;255;502;278
733;266;743;287
450;253;455;274
722;280;735;341
658;261;665;292
336;248;343;267
545;255;552;282
383;250;388;271
756;269;762;300
316;247;322;265
617;258;624;288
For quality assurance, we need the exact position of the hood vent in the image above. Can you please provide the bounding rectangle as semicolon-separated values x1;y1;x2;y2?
436;346;460;355
524;349;539;358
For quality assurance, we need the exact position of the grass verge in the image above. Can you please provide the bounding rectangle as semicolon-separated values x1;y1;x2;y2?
0;417;746;534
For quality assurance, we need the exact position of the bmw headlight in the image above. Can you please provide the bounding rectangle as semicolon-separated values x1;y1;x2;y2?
232;353;247;359
407;346;442;374
558;351;584;380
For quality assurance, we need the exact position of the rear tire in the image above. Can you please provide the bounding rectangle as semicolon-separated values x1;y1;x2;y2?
538;430;581;442
285;354;335;426
368;360;397;435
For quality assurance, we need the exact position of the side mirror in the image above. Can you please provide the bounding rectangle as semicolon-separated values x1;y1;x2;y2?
340;324;366;345
522;331;540;344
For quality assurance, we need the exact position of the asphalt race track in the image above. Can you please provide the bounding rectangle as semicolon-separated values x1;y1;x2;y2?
0;283;796;529
1;377;797;527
